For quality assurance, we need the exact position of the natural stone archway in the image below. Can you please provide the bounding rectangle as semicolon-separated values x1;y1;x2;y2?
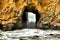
21;5;40;28
13;0;60;30
0;0;60;31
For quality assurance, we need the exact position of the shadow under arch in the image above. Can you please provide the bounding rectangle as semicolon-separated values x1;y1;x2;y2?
22;5;40;29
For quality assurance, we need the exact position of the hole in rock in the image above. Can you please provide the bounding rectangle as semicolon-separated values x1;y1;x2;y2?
22;6;40;29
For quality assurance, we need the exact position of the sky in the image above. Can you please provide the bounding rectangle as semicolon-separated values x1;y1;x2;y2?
27;12;36;22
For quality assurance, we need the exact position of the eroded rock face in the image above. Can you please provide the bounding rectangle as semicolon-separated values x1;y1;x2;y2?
0;0;60;30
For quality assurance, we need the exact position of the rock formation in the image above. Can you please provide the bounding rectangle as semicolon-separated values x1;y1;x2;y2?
0;0;60;30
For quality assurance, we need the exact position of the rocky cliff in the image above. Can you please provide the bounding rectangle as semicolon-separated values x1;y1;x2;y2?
0;0;60;30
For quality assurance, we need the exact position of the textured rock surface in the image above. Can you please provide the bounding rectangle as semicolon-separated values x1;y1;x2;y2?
0;0;60;30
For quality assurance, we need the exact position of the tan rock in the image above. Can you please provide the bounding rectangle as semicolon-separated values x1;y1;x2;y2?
0;0;60;30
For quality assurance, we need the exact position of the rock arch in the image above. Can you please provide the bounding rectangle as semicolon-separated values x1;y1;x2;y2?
21;5;40;28
0;0;60;30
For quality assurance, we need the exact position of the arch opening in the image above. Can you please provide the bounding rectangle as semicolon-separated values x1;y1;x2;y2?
22;6;40;29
